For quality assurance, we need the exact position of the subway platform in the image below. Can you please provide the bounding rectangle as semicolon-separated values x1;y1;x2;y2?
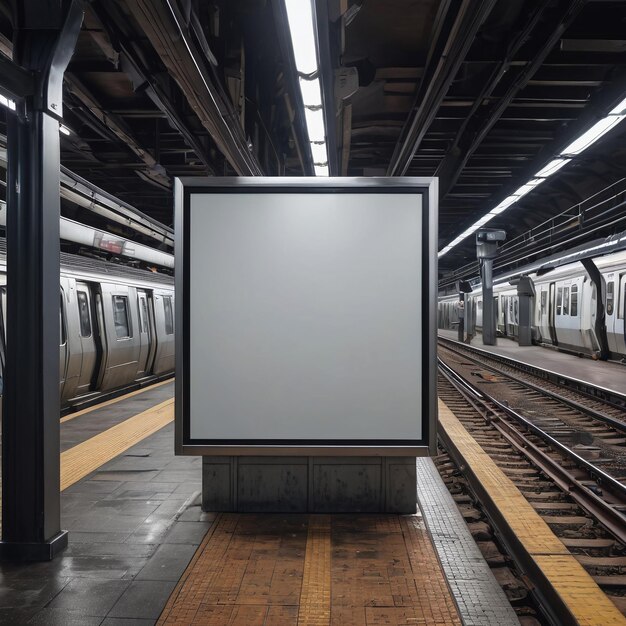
0;382;518;625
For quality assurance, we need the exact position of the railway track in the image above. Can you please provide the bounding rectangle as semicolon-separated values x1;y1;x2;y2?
438;338;626;483
438;335;626;415
436;361;626;617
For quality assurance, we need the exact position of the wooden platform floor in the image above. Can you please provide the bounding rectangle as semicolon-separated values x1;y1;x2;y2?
157;513;462;626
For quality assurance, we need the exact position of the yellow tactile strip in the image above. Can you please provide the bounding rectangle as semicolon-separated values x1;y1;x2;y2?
439;398;626;626
60;378;173;424
298;515;331;626
157;513;462;626
60;398;174;491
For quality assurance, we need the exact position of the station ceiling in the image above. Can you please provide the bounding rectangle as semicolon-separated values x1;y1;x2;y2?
1;0;626;276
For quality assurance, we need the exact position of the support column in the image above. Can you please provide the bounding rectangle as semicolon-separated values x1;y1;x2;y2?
457;280;471;343
517;276;535;346
476;229;506;347
481;258;496;345
0;0;83;561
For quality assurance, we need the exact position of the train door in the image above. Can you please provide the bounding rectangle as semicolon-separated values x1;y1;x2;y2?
93;289;108;389
60;290;68;397
75;282;98;395
605;277;618;355
618;274;626;358
136;289;152;378
615;274;626;359
548;282;558;345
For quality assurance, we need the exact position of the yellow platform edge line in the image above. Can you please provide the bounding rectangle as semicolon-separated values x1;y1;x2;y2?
60;398;174;491
438;398;626;626
60;378;174;424
297;514;332;626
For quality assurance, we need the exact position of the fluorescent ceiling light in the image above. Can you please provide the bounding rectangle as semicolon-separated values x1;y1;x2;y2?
512;178;544;198
535;158;570;178
59;124;71;136
304;107;326;143
299;77;322;107
0;95;16;110
284;0;318;75
561;115;625;155
310;142;328;164
609;96;626;116
314;164;329;176
285;0;328;176
471;215;493;229
489;195;519;214
439;90;626;258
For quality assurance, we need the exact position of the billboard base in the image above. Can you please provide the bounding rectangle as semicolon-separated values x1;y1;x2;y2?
201;456;417;513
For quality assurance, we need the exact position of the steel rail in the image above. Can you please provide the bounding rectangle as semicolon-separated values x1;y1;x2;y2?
438;358;626;545
438;335;626;410
439;338;626;433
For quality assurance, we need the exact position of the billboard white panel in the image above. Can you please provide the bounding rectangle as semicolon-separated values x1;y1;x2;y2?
175;178;437;455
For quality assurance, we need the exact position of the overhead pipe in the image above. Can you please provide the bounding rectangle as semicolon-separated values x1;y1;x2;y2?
0;201;174;269
0;135;174;248
125;0;262;176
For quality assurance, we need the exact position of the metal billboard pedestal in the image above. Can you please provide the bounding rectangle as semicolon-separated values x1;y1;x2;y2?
201;455;418;514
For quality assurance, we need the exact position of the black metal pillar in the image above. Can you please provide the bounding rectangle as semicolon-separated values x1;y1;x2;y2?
0;0;83;561
581;258;610;361
476;229;506;347
481;259;496;345
517;276;535;347
457;281;471;343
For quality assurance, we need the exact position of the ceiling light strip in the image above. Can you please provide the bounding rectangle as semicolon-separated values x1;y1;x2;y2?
284;0;329;176
439;96;626;258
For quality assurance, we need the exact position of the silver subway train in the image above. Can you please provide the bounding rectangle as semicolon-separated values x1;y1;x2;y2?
438;248;626;361
0;240;174;409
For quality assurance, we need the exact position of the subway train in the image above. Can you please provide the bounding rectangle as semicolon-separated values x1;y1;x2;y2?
0;239;175;410
438;248;626;361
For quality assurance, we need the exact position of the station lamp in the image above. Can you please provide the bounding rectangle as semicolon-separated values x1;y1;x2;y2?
284;0;329;176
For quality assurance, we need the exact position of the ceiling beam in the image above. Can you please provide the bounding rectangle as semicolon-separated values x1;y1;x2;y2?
386;0;498;176
86;4;216;174
435;0;588;197
64;73;171;188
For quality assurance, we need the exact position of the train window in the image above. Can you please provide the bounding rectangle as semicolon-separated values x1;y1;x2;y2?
620;281;626;320
540;291;547;312
77;291;91;337
556;287;562;315
571;285;578;316
112;295;132;339
163;296;174;335
563;287;569;316
606;282;614;316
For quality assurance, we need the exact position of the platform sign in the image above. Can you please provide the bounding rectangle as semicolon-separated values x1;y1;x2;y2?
175;177;438;456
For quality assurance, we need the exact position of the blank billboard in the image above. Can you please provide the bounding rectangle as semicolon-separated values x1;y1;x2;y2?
176;178;437;455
